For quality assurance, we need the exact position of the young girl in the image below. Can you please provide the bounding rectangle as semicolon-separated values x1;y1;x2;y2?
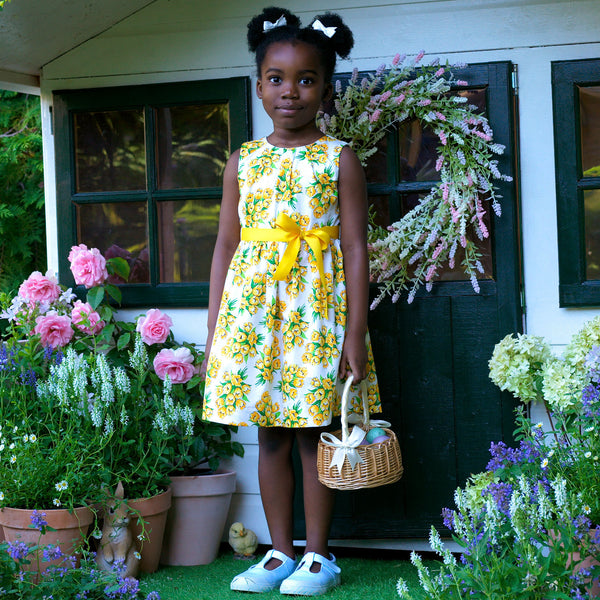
202;7;380;596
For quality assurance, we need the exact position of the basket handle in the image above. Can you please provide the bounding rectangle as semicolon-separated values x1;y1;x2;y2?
340;374;370;443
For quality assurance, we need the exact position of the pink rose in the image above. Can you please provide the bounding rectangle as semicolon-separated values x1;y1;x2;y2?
69;245;108;288
34;313;74;349
18;271;61;304
136;309;173;345
71;300;105;335
153;347;197;384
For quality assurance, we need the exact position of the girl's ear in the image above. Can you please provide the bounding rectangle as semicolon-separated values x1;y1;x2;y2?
256;78;263;99
322;83;333;104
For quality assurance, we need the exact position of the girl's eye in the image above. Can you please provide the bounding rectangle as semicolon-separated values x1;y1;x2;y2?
300;78;314;85
269;76;281;84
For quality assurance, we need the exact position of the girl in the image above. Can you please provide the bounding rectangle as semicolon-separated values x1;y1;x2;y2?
202;7;380;596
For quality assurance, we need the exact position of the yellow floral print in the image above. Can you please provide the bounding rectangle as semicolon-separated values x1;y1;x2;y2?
215;368;251;419
282;308;308;351
302;326;340;368
250;391;281;426
240;273;267;316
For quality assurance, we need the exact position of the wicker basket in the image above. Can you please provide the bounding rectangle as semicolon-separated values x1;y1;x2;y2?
317;375;403;490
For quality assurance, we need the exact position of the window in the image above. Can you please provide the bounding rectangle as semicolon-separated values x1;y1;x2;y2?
553;58;600;306
53;78;251;306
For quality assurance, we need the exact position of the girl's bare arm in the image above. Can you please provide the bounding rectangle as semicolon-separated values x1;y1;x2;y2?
337;145;370;383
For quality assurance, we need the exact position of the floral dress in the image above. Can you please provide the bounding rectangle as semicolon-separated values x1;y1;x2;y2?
203;136;380;428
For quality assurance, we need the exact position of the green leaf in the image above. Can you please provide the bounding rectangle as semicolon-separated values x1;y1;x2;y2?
117;332;131;351
86;286;105;309
107;256;130;281
104;284;122;305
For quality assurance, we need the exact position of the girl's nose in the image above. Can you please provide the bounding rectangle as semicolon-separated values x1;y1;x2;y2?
282;82;299;98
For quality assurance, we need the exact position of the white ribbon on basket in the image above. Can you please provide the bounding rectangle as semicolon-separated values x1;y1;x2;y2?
320;375;388;472
320;426;366;472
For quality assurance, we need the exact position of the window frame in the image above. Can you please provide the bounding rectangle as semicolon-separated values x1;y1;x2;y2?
553;58;600;307
53;77;251;307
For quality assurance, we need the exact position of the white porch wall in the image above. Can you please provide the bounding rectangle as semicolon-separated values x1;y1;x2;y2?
39;0;600;546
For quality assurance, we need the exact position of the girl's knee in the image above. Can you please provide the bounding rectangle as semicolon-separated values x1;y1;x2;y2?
258;427;294;454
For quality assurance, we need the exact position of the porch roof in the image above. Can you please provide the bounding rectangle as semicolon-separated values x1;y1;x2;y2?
0;0;155;94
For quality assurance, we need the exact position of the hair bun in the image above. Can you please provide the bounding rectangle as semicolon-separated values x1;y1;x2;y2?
309;13;354;58
247;6;301;52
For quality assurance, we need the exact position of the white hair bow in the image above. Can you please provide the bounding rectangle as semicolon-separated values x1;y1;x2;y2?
312;19;337;38
263;14;287;32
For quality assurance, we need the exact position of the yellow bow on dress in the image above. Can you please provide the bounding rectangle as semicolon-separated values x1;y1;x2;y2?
241;213;339;291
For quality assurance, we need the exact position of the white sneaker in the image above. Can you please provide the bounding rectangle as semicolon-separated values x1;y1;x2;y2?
230;549;297;593
280;552;341;596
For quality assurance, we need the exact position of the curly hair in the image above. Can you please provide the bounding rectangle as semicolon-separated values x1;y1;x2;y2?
247;6;354;82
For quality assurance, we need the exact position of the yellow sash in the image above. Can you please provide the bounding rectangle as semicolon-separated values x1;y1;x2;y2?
241;213;339;290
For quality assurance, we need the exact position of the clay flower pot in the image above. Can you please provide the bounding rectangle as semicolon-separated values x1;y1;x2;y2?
161;470;236;566
127;487;172;574
0;505;94;574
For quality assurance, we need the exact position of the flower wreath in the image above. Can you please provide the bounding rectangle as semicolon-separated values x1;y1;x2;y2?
318;51;511;306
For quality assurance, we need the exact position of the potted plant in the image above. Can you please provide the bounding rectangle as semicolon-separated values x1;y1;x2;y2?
0;245;244;575
158;366;245;566
396;319;600;599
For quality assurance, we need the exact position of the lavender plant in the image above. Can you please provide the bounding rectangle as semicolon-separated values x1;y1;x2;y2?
0;513;160;599
318;52;511;305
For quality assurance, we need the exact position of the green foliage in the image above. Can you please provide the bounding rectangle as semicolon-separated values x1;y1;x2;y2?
0;91;46;294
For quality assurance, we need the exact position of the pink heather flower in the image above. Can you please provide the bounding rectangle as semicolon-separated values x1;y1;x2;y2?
456;80;468;86
380;90;392;102
369;109;382;123
34;313;73;349
417;99;432;106
153;347;197;384
435;112;446;121
434;67;445;77
18;271;61;304
393;94;405;105
438;130;448;145
71;300;104;335
425;264;437;282
136;309;173;345
69;245;108;288
392;53;404;66
435;156;444;171
415;50;425;64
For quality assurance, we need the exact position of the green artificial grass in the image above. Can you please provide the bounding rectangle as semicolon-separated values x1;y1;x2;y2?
138;546;432;600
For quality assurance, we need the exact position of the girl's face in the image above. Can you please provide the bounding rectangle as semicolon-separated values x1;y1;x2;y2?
257;41;332;138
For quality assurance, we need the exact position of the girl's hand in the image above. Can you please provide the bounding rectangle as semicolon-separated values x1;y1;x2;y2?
338;330;368;383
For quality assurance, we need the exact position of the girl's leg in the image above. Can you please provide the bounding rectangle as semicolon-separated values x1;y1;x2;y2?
296;427;335;563
258;426;296;564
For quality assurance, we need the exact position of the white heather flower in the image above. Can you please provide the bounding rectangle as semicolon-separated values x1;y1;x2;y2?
585;451;592;458
55;480;68;491
0;492;4;501
10;455;16;464
53;498;61;507
134;551;141;560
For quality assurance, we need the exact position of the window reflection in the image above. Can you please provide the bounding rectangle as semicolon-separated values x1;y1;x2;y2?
158;199;220;283
156;104;229;189
585;189;600;279
579;86;600;177
74;110;146;192
76;202;149;283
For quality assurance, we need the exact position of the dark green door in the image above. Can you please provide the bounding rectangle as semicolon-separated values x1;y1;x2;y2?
295;61;521;539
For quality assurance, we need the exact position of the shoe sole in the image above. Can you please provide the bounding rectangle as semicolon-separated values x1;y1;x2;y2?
280;577;341;596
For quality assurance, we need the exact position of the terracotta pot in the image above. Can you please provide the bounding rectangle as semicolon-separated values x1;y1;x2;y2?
160;470;236;566
127;487;172;574
0;506;94;574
